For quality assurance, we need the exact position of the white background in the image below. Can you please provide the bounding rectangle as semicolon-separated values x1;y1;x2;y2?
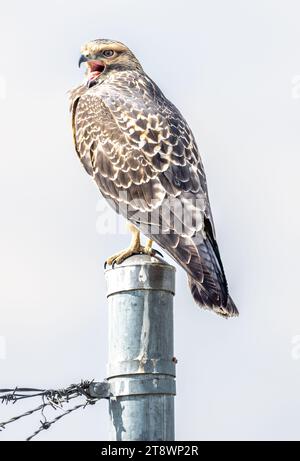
0;0;299;440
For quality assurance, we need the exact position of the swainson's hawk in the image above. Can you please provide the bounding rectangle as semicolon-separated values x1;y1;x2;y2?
70;39;238;318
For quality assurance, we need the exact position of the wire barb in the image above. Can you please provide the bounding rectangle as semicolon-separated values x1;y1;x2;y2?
0;379;108;441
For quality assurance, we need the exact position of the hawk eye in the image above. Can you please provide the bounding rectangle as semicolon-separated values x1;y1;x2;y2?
103;49;115;57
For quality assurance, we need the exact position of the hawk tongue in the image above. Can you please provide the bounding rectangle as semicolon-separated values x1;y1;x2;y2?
89;70;102;80
87;60;105;82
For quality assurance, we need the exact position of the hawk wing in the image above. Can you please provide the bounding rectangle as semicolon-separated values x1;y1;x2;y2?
70;72;238;317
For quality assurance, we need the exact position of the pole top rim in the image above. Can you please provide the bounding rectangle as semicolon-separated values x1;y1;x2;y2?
105;254;176;296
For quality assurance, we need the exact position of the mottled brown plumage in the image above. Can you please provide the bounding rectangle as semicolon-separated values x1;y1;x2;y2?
70;39;238;317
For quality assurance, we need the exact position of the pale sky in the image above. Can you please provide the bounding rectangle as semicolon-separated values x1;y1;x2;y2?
0;0;300;440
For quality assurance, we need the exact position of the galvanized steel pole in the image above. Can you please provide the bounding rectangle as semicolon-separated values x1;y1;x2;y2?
105;254;176;441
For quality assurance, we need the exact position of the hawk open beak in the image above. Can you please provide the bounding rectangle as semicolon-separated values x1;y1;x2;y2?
79;55;106;86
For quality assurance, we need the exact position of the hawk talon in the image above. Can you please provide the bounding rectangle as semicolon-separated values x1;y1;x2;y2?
110;253;140;269
151;249;164;259
104;245;162;269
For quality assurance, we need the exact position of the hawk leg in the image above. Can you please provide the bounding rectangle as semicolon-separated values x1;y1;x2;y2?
104;224;160;268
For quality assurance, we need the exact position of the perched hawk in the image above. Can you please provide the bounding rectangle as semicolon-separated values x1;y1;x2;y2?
70;39;238;318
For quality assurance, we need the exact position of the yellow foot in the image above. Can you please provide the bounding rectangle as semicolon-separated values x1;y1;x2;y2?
104;241;163;268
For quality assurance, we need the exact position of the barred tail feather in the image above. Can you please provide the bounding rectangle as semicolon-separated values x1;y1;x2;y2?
189;278;239;318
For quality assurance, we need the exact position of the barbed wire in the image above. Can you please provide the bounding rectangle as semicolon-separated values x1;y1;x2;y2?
26;401;93;441
0;380;108;441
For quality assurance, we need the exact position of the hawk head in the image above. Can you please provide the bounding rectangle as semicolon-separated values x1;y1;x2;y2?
78;39;143;87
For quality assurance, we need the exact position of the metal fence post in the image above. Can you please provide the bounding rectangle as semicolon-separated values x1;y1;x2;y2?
105;254;176;441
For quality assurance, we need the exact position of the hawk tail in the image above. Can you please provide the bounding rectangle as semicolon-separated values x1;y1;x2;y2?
186;217;239;318
189;278;239;318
